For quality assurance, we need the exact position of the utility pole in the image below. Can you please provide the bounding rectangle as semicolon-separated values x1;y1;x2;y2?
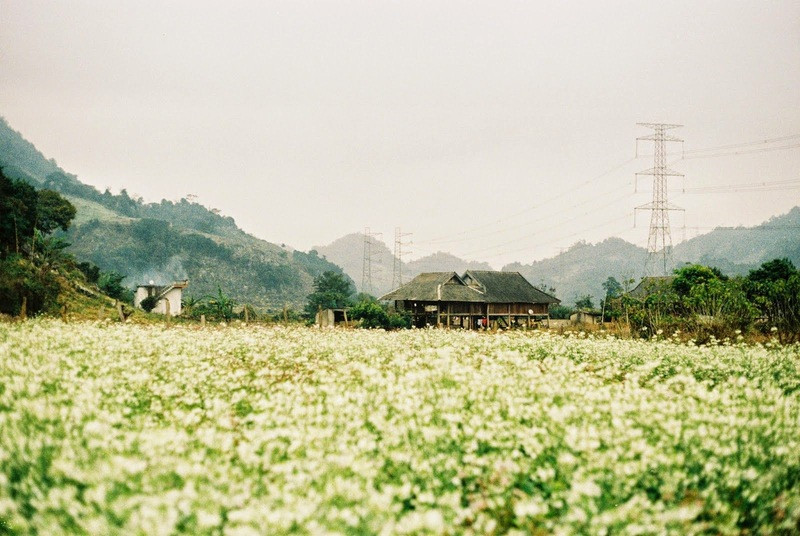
361;227;382;296
634;123;684;277
392;227;412;290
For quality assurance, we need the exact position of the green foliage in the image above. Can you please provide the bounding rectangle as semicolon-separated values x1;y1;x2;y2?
350;300;389;329
76;261;100;283
682;277;757;337
747;258;796;285
347;298;410;330
305;271;355;316
292;249;347;280
0;168;80;315
549;304;573;319
574;295;594;310
139;295;159;313
601;277;622;299
188;287;237;322
35;189;76;234
0;254;61;316
387;310;412;329
673;264;727;296
97;271;133;303
745;259;800;342
621;264;767;341
0;168;38;255
238;304;258;321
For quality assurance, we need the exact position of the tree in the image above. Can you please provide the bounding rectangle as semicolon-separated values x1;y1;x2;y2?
548;304;572;319
350;300;389;329
98;271;134;303
601;277;623;321
673;264;727;296
140;295;159;312
305;271;355;316
0;168;37;255
575;295;594;310
745;259;799;342
0;170;76;257
747;258;796;285
35;189;76;234
602;277;622;299
77;261;101;283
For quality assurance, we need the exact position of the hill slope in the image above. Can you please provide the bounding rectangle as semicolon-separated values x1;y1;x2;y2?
504;238;649;306
673;207;800;273
0;117;346;310
504;210;800;305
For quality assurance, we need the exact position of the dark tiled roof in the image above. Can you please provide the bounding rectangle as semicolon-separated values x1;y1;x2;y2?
380;272;485;302
381;271;560;305
463;271;560;304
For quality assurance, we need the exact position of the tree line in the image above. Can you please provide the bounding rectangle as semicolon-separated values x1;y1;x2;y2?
0;168;132;315
600;260;800;343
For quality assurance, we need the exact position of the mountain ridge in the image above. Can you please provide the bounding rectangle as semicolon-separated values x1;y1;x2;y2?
4;115;797;310
0;117;347;310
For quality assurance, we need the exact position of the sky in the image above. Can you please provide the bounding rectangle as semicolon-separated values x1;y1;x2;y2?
2;1;799;268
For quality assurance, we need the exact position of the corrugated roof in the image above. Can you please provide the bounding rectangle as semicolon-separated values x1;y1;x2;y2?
380;272;485;302
463;271;560;304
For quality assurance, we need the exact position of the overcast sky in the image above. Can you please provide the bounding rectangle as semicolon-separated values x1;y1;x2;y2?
2;1;798;267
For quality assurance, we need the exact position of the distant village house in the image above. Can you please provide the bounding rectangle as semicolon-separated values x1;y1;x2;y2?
381;271;559;329
134;280;189;316
315;308;350;328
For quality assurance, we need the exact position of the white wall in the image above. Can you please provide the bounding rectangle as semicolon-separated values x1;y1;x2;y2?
134;287;183;316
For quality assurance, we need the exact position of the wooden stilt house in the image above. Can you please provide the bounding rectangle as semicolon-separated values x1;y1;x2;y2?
380;271;559;329
462;270;559;328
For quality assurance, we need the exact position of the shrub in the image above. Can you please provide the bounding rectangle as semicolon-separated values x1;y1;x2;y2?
139;295;159;313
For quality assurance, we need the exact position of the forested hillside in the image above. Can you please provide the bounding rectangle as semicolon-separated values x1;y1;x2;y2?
0;117;346;310
504;238;649;306
673;207;800;272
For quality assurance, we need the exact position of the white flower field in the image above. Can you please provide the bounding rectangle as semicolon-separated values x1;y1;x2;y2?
1;321;799;535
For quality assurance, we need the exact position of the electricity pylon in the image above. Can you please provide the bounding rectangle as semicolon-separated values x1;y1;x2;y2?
392;227;412;290
635;123;684;276
361;227;382;295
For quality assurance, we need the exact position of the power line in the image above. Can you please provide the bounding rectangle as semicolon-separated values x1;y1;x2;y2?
682;134;800;154
454;182;637;258
681;225;800;231
418;156;638;245
473;213;634;261
679;178;800;194
637;134;800;158
681;142;800;160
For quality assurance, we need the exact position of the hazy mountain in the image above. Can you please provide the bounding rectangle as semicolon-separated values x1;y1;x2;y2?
5;114;796;311
313;239;494;297
504;210;800;306
405;252;492;277
504;238;649;306
313;233;395;296
320;206;799;306
673;207;800;273
0;117;346;310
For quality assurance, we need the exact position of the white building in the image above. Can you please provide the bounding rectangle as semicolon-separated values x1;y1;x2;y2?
134;280;188;316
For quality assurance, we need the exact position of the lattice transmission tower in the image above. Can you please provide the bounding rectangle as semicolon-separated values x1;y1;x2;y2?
361;227;382;295
392;227;412;290
634;123;684;276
